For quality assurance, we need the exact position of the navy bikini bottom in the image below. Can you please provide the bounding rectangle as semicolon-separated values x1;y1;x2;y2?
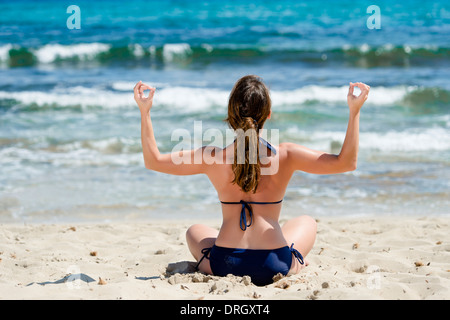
196;244;304;286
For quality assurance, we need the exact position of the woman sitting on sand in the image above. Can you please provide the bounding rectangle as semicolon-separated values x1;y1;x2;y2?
134;75;370;286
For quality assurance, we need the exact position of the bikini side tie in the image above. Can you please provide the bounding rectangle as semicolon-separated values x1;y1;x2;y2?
290;243;305;265
195;247;212;271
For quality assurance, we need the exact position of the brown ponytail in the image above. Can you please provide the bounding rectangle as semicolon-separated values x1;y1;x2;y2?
226;75;271;193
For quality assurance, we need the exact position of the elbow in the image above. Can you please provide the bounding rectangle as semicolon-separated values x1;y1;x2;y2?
144;162;153;170
347;161;357;172
143;153;164;172
337;155;357;172
144;158;158;171
339;158;357;172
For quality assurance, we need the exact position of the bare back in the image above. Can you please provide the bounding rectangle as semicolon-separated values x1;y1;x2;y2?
205;143;293;249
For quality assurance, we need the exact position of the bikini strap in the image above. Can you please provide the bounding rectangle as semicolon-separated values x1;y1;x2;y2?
195;247;212;271
290;243;305;265
259;137;277;155
219;200;253;231
220;199;283;231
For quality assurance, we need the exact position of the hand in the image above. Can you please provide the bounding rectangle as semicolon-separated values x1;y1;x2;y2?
134;81;155;115
347;82;370;116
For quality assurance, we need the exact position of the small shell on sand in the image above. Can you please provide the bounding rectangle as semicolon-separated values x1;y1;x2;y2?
414;261;424;267
98;277;107;285
90;251;97;256
352;243;359;250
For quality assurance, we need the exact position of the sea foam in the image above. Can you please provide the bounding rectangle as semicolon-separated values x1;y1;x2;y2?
33;43;111;64
0;84;418;111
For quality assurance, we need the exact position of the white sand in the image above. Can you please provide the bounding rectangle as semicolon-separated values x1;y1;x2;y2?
0;216;449;300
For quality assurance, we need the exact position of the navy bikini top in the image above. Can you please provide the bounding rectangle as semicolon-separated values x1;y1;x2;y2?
220;199;283;231
221;137;282;231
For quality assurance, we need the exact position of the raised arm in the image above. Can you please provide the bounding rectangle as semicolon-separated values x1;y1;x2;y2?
285;82;370;175
135;81;211;176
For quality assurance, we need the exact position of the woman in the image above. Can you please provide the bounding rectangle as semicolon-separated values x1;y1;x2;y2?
134;75;370;286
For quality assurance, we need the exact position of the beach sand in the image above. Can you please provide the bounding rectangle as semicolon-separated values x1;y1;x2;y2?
0;216;449;300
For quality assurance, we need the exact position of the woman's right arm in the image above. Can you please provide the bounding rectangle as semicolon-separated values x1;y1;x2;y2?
135;81;213;176
285;82;370;175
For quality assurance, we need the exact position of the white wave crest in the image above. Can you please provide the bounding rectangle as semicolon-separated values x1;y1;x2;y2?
162;43;192;62
284;126;450;152
0;85;418;110
33;43;111;64
0;44;13;61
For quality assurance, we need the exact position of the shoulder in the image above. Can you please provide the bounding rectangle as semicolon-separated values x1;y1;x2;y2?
277;142;312;165
274;142;294;164
278;142;312;154
278;142;299;156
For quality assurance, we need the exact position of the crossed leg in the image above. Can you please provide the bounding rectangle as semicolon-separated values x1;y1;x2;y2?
281;215;317;274
186;224;218;274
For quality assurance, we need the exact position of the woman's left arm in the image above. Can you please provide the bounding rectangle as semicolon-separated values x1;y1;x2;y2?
135;81;211;176
284;82;370;175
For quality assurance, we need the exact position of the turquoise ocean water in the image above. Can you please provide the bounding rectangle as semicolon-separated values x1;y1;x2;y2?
0;0;449;222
